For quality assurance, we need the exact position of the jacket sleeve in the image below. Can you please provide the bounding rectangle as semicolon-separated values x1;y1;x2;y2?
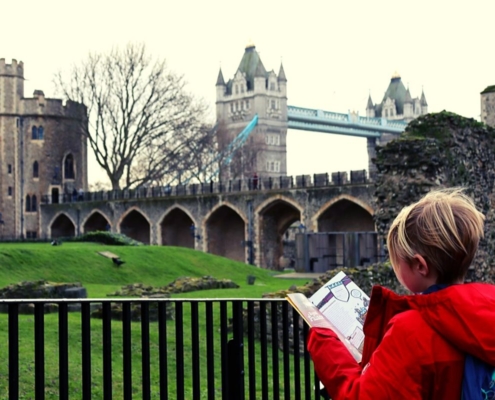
307;311;446;400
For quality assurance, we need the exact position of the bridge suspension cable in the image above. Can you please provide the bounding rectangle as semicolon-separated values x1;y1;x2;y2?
183;114;259;185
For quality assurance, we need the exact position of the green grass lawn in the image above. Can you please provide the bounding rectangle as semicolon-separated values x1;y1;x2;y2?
0;242;315;398
0;242;309;296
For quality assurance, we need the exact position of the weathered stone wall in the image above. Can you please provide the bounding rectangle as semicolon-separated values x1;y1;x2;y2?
373;111;495;281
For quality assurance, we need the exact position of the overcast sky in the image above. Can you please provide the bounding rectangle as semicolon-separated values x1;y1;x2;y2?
3;0;494;185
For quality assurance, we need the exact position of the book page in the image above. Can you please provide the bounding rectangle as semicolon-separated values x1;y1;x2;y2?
309;271;369;358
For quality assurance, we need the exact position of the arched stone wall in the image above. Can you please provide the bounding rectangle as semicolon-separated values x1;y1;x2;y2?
50;213;76;238
82;210;111;233
160;207;195;248
205;204;246;262
257;197;303;269
119;208;151;244
316;199;374;232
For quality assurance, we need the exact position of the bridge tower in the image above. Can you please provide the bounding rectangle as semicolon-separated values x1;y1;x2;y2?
215;44;288;180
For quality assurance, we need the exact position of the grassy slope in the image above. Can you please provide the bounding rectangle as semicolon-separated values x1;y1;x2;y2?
0;243;314;398
0;242;310;297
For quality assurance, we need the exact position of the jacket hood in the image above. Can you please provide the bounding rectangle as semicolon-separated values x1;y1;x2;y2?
376;284;495;366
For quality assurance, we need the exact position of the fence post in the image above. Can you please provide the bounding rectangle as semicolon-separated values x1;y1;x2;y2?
226;301;245;400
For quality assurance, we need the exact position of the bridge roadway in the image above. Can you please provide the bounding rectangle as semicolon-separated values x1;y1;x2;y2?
40;173;376;269
287;105;408;137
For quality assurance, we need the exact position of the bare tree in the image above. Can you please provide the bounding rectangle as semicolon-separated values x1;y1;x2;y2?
55;43;209;190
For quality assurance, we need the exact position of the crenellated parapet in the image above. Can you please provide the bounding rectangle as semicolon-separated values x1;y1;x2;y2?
21;92;86;119
0;58;24;78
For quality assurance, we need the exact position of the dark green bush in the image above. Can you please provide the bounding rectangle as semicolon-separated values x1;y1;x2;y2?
67;231;143;246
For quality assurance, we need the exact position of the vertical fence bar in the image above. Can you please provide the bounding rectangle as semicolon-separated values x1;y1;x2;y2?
81;302;92;398
102;302;112;399
220;301;229;400
34;302;45;400
271;301;280;400
122;302;132;400
141;301;151;400
205;301;215;400
260;302;268;400
158;302;168;400
292;310;301;400
58;302;69;400
191;302;200;399
247;301;256;400
303;323;312;399
231;300;245;400
175;302;184;400
282;301;291;400
8;303;19;400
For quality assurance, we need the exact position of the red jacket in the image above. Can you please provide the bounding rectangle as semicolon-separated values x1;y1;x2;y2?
307;283;495;399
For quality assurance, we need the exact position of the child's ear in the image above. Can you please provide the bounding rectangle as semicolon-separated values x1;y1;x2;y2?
412;254;429;277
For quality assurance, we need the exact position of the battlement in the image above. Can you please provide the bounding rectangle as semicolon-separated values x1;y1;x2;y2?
21;94;86;118
0;58;24;77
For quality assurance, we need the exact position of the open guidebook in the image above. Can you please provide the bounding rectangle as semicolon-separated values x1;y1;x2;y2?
286;271;370;363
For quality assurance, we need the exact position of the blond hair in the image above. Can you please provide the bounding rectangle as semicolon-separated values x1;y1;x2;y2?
387;188;485;284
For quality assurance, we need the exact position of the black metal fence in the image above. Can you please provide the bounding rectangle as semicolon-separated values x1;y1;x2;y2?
41;170;371;205
1;298;326;400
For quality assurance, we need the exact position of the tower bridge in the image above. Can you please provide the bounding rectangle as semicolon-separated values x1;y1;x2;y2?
3;45;428;267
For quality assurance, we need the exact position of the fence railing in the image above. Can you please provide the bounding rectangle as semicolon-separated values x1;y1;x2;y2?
41;170;372;205
1;298;327;400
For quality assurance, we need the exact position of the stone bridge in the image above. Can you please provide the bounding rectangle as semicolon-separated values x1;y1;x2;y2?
40;174;375;269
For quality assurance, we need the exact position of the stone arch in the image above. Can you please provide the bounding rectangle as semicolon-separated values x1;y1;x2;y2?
256;196;304;270
82;210;111;233
118;207;150;244
49;212;76;238
313;195;374;232
204;202;247;263
159;206;196;248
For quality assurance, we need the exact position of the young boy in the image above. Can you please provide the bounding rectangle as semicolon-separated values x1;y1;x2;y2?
307;188;495;399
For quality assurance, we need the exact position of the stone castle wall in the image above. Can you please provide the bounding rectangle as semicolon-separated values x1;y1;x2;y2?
373;111;495;281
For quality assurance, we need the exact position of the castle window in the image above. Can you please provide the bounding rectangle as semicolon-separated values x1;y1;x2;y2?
8;164;11;174
64;154;75;179
230;103;234;113
33;161;39;179
246;100;250;109
26;231;37;239
32;195;37;212
235;85;238;95
270;82;276;91
31;126;44;140
26;195;31;212
8;187;12;196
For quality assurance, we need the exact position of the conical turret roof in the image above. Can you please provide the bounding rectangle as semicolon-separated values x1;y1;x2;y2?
366;94;374;109
382;74;407;114
236;44;267;88
216;68;225;86
404;87;412;103
420;90;428;106
278;63;287;82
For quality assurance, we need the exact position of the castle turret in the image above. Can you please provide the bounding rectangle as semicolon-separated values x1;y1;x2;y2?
366;94;375;117
403;88;413;119
277;63;287;96
0;57;87;239
420;89;428;114
481;85;495;128
367;72;427;123
215;68;226;103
